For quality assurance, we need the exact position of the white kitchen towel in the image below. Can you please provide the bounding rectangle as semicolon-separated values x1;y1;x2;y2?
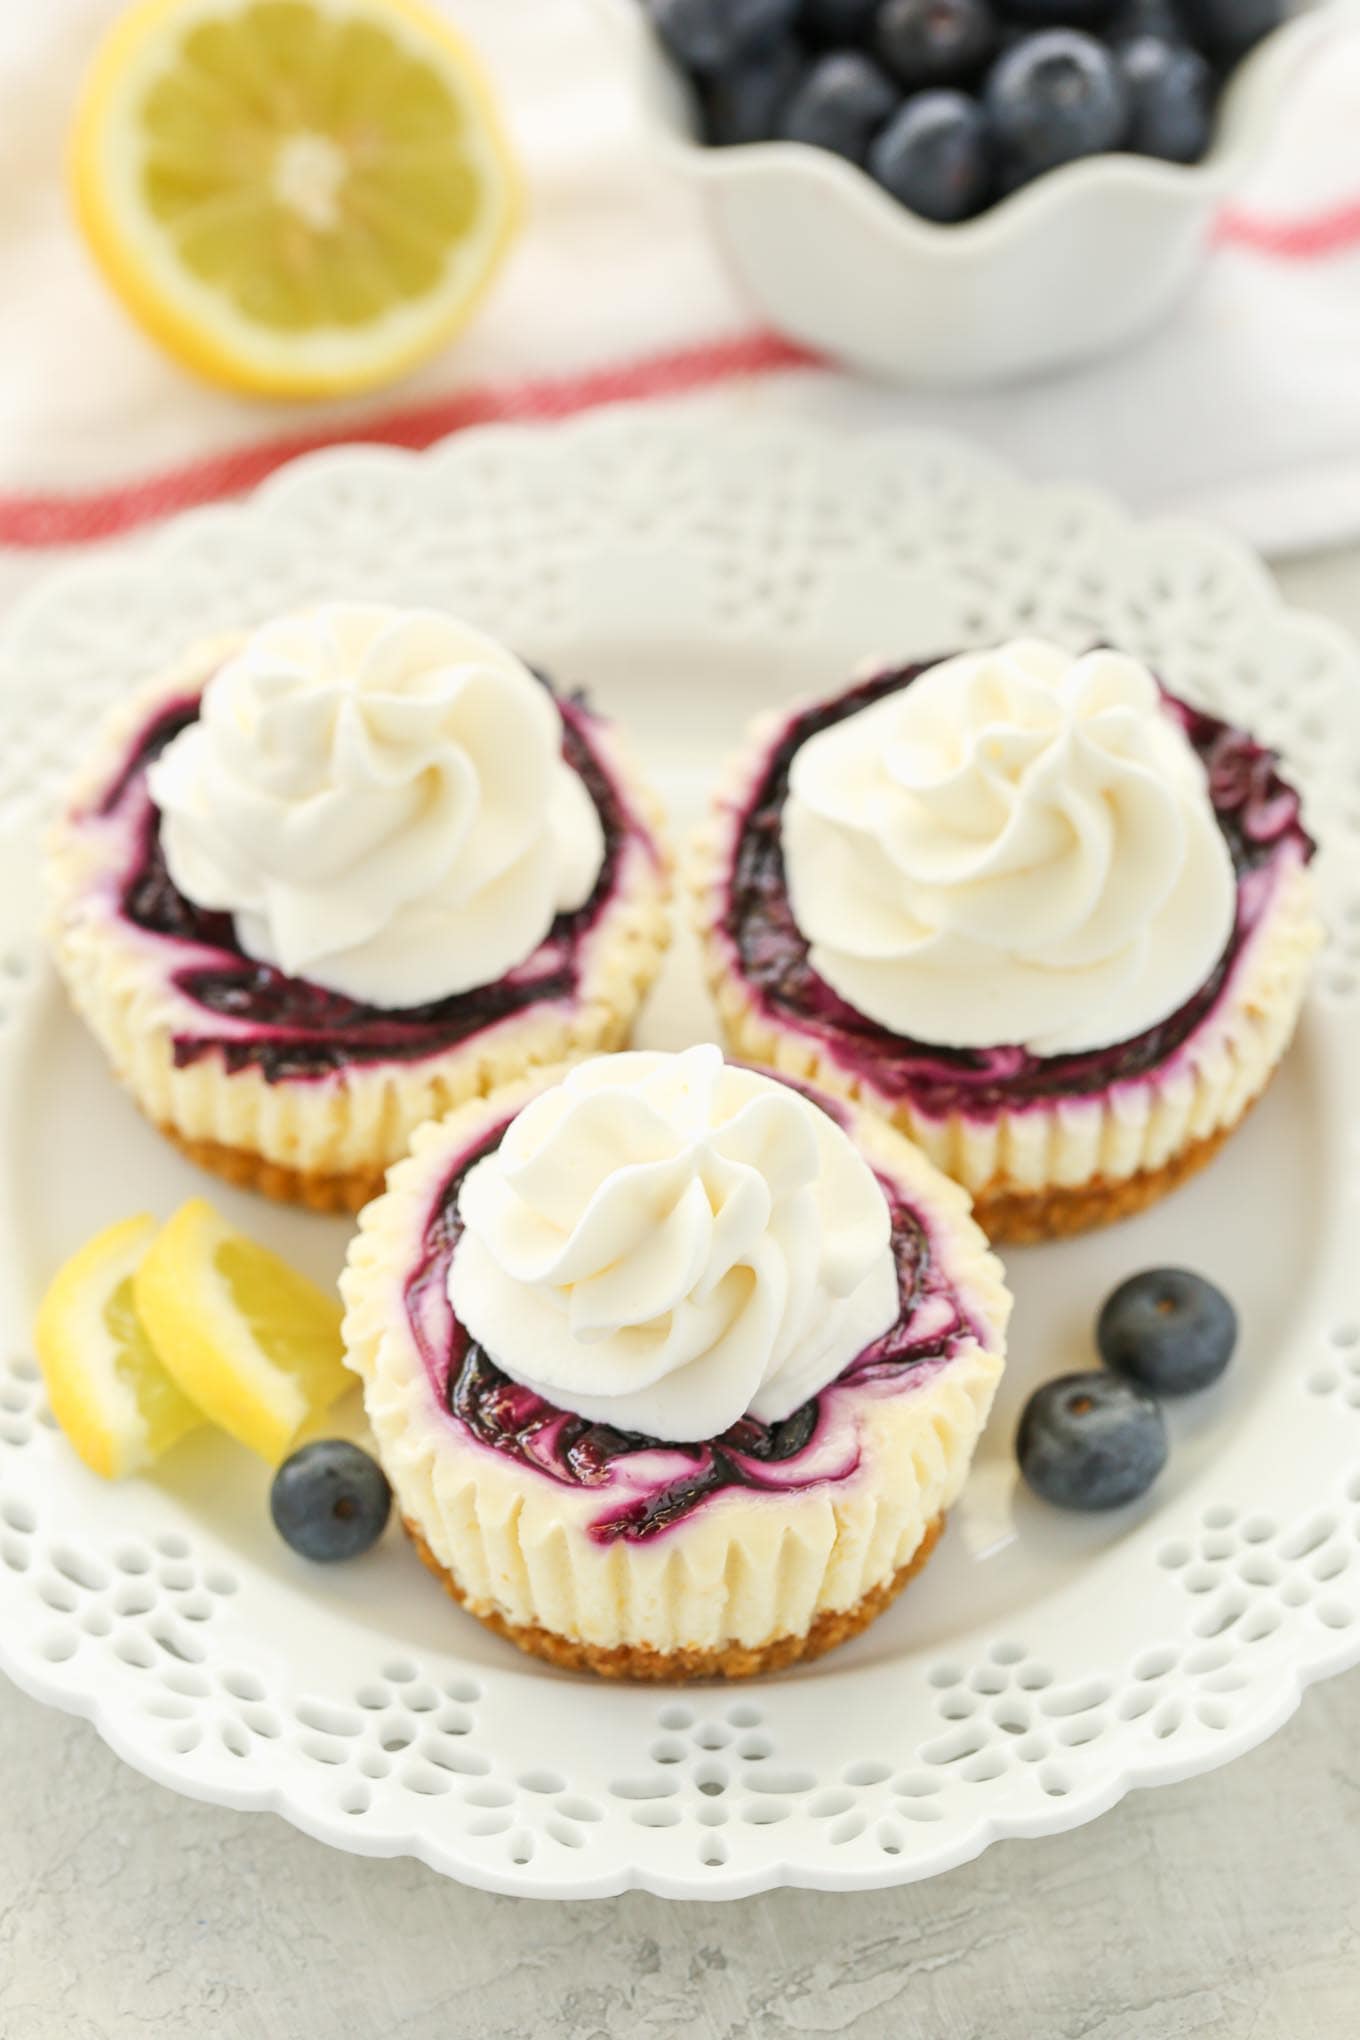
0;0;1358;565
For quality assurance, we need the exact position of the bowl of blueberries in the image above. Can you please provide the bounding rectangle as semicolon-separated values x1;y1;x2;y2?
594;0;1330;383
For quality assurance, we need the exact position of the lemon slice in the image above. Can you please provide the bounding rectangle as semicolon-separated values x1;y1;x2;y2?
135;1198;349;1463
35;1215;205;1480
71;0;522;396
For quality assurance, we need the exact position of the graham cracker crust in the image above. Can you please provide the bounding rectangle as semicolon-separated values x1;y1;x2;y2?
402;1513;945;1681
972;1112;1244;1247
159;1125;384;1215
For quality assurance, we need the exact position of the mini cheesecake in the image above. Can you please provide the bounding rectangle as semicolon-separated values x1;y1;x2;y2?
341;1049;1010;1680
47;613;671;1212
694;644;1321;1244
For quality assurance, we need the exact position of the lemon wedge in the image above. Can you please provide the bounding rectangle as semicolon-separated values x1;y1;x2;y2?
135;1198;349;1463
35;1215;205;1480
71;0;522;397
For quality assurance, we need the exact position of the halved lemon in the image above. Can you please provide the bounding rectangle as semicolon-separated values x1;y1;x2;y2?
35;1215;205;1480
71;0;523;397
135;1198;349;1463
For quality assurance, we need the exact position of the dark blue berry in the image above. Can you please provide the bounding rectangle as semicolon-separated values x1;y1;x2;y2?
1118;35;1213;160
705;35;806;144
270;1439;392;1562
1097;1268;1238;1395
779;50;900;161
985;29;1128;185
1181;0;1284;64
1107;0;1187;44
646;0;800;75
801;0;879;43
874;0;998;88
1017;1374;1168;1510
870;90;993;219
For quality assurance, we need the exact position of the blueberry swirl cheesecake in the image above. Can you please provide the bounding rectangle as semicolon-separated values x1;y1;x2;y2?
341;1045;1009;1679
46;606;670;1210
694;640;1322;1243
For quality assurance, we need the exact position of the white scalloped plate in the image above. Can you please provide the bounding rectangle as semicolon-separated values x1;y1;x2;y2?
1;411;1359;1900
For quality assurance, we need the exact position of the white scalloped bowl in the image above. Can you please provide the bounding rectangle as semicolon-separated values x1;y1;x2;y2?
590;0;1332;385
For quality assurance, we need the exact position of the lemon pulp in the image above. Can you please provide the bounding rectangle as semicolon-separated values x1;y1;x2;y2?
135;1198;350;1463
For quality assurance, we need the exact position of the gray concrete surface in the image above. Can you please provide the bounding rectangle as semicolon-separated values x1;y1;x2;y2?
2;543;1358;2038
1;1669;1357;2038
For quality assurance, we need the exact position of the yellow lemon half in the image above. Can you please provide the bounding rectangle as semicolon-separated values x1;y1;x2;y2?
35;1215;205;1480
72;0;522;397
135;1198;349;1463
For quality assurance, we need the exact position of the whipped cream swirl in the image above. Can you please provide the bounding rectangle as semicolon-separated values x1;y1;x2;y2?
149;606;605;1008
782;640;1238;1056
450;1047;899;1443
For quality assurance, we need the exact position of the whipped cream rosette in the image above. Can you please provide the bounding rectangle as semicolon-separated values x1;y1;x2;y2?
342;1050;1010;1678
450;1047;899;1440
150;608;605;1007
783;643;1237;1056
46;607;671;1210
695;640;1321;1243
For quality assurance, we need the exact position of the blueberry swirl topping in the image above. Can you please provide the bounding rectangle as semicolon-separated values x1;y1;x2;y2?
724;659;1313;1116
402;1115;973;1544
103;683;629;1082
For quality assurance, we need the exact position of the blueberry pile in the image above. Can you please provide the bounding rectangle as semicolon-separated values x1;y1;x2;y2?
1017;1268;1237;1510
643;0;1285;222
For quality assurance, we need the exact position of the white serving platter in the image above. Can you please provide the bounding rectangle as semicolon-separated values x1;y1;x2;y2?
0;409;1357;1898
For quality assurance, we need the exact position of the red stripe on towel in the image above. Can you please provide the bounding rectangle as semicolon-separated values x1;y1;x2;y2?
1218;197;1360;259
0;329;819;549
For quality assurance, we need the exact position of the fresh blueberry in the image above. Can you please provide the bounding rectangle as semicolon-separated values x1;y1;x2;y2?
800;0;879;44
705;35;806;143
646;0;800;75
1097;1268;1238;1395
1017;1374;1168;1511
870;90;993;219
985;30;1128;186
1180;0;1284;64
779;50;900;161
996;0;1114;24
874;0;998;89
1118;35;1214;160
270;1439;392;1562
1107;0;1188;44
